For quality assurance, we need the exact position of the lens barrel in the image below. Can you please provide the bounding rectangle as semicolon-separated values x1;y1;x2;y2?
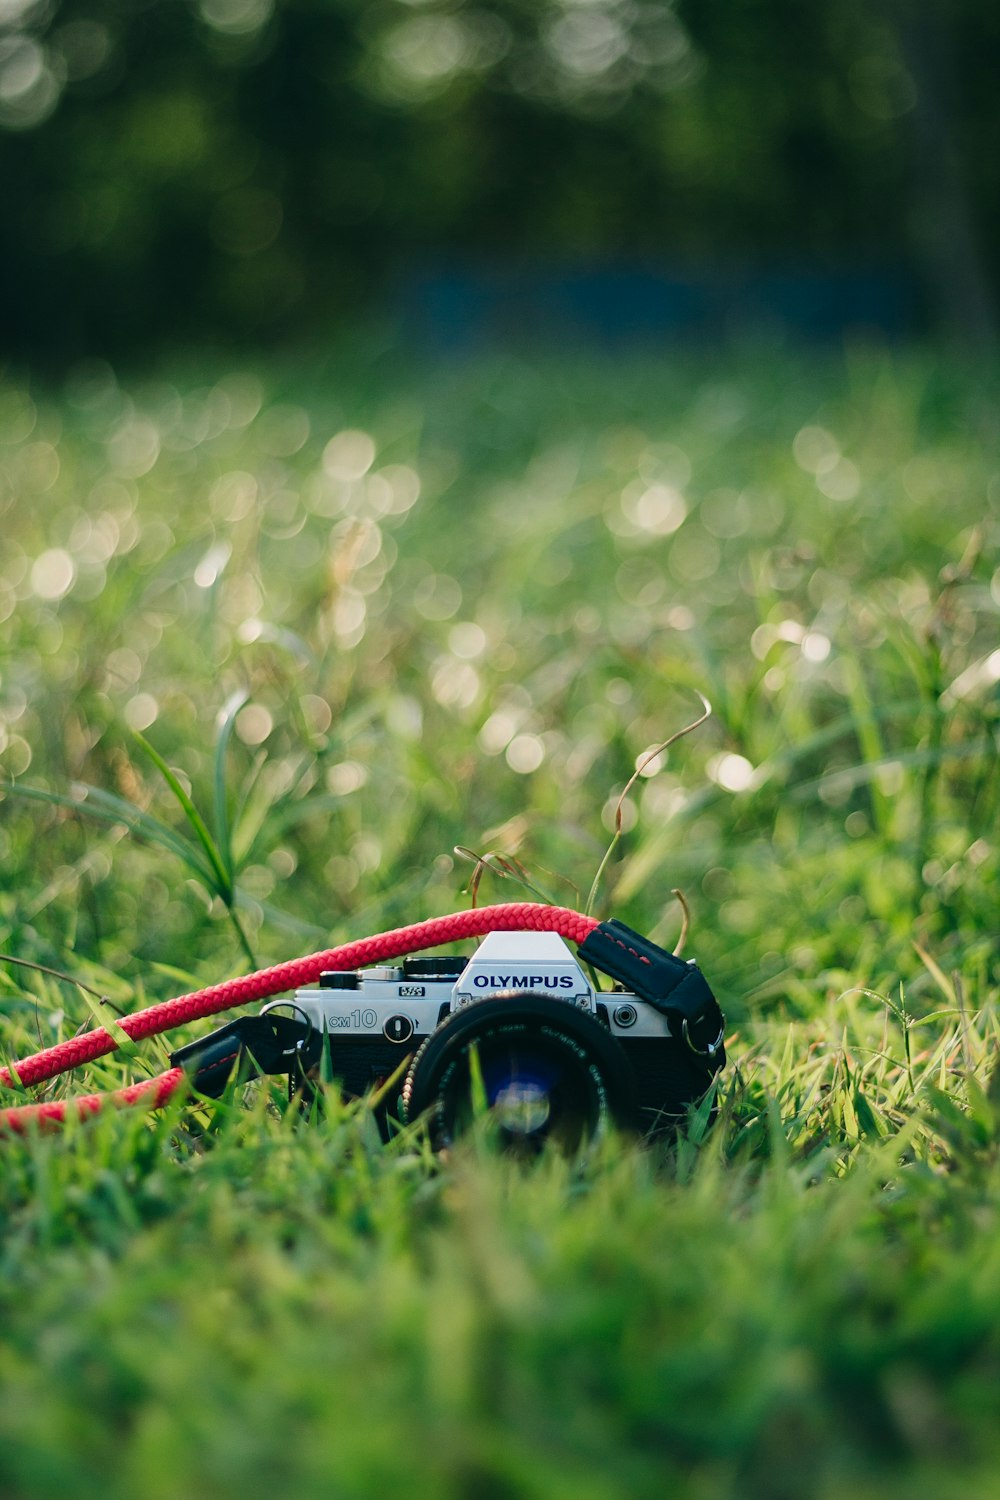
401;991;637;1152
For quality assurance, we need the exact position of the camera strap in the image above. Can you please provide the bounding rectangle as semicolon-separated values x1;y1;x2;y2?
167;1013;311;1100
578;919;726;1066
1;903;726;1133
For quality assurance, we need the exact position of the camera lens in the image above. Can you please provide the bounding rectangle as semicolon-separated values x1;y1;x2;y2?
401;992;636;1153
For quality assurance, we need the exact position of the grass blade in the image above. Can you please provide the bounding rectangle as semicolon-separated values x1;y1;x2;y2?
213;690;249;887
3;780;217;885
132;731;233;902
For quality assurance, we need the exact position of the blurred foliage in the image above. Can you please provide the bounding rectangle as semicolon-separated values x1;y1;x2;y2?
1;345;999;1499
0;344;997;1021
4;1040;1000;1500
0;0;997;361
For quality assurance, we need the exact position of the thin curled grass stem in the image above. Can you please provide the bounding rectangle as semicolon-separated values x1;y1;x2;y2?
585;691;712;918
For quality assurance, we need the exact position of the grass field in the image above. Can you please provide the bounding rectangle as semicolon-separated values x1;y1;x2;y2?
1;342;999;1499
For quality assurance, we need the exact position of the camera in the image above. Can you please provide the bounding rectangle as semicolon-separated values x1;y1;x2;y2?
294;924;725;1150
171;918;726;1152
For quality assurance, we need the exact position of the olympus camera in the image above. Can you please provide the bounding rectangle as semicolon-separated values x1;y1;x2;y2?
173;920;726;1152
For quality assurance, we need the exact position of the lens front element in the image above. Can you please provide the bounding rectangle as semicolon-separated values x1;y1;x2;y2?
491;1079;551;1136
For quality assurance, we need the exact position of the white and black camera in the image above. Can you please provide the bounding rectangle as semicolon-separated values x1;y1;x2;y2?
171;919;726;1151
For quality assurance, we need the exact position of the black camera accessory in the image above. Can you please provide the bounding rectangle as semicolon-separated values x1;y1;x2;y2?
578;919;726;1068
169;1011;310;1099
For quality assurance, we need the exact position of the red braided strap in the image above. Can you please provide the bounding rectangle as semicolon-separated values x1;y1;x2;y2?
0;1068;186;1136
0;905;597;1092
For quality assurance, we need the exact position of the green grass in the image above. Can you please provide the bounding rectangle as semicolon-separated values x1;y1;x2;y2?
1;341;999;1499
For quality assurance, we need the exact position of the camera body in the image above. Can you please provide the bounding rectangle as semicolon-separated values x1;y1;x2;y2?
290;929;723;1142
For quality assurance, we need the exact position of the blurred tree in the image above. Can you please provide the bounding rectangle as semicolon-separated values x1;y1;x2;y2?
0;0;995;363
888;0;997;346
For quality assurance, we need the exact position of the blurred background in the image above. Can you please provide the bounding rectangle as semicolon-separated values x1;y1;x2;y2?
1;0;998;1000
1;0;998;365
